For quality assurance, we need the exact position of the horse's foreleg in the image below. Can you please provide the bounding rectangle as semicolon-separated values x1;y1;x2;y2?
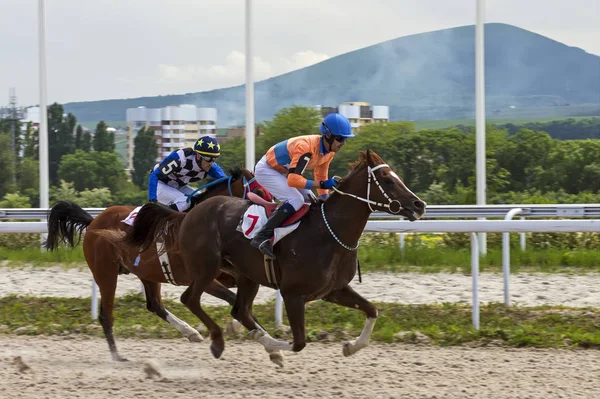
141;280;203;342
322;285;378;357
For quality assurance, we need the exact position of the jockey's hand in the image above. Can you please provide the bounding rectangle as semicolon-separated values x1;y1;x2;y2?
320;178;338;189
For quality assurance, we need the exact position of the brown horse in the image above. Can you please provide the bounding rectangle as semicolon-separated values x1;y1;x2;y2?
124;151;426;366
44;167;269;362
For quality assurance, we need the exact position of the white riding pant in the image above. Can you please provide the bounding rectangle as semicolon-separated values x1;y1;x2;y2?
156;181;195;212
254;156;312;211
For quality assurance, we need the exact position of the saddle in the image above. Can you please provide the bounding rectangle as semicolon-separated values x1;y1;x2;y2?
246;192;309;226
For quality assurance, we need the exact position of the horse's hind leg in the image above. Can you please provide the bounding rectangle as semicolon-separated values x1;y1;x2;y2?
231;275;289;367
86;248;125;361
322;284;378;357
140;279;203;342
180;266;225;359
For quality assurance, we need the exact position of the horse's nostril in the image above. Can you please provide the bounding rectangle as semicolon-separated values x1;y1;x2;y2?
414;200;426;210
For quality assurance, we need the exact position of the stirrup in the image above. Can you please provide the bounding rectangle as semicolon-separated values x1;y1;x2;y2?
258;240;275;259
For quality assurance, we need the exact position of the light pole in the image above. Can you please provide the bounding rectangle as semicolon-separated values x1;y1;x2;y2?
475;0;487;254
245;0;255;172
38;0;49;214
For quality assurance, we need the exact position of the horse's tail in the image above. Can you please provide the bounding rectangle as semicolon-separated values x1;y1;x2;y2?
44;201;94;251
123;203;185;254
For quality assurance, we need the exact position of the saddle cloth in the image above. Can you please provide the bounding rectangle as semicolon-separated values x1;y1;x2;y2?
239;204;302;246
120;206;177;285
122;206;143;226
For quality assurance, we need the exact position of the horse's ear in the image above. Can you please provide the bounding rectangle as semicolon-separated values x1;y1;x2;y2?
365;149;375;167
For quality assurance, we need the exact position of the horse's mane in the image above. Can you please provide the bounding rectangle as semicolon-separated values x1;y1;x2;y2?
307;150;384;213
193;166;244;202
347;150;384;171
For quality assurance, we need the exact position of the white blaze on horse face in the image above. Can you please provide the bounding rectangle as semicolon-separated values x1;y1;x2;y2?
390;170;419;199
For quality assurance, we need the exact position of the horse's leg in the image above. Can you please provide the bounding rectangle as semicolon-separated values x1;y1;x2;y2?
322;284;378;357
204;279;267;330
229;276;287;367
92;259;125;361
281;293;307;353
140;279;203;342
180;276;225;359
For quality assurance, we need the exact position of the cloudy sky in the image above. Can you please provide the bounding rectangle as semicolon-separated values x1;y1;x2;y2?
1;0;598;106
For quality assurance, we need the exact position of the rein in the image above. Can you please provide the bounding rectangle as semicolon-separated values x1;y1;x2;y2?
330;164;403;214
186;174;256;203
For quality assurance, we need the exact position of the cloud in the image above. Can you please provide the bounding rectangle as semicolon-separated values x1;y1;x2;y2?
281;51;330;72
158;50;329;93
158;51;273;91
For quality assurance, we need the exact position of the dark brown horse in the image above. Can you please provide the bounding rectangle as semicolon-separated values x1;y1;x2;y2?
124;151;426;366
44;167;269;361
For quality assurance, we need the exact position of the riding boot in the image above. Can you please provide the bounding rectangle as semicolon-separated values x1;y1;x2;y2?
250;202;295;259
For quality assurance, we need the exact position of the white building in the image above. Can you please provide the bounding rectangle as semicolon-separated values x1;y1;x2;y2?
316;102;389;132
126;104;217;169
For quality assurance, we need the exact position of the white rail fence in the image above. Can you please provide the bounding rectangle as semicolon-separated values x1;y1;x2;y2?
2;212;600;329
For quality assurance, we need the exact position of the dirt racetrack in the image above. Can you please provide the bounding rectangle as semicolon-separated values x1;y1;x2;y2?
1;335;598;399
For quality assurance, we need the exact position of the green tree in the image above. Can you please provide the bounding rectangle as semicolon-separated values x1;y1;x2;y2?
57;150;128;193
22;122;38;159
93;121;115;152
47;103;76;184
256;106;322;158
74;125;84;150
0;192;31;208
132;127;157;189
78;188;113;207
218;137;246;173
81;129;92;152
50;181;79;203
0;133;16;197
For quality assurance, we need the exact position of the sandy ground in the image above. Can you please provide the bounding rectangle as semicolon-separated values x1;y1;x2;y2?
2;267;600;398
1;335;599;399
1;266;600;307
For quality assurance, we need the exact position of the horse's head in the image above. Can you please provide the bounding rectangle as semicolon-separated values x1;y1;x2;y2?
337;150;426;221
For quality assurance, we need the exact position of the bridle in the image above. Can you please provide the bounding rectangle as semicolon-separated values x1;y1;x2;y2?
186;172;267;203
321;163;404;251
330;163;403;214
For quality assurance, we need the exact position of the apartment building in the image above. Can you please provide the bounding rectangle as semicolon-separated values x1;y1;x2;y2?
126;104;217;168
317;102;389;132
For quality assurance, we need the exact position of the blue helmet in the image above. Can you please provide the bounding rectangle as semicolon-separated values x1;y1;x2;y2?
193;136;221;157
319;113;355;138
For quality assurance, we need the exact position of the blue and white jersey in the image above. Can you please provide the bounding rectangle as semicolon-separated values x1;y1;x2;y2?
148;148;226;201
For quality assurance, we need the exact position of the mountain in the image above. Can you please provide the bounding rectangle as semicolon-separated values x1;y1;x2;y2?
64;23;600;125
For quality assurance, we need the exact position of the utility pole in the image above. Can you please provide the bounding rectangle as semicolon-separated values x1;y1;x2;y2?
7;88;24;185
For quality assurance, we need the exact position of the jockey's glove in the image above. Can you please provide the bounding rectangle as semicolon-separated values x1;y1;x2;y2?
320;178;338;189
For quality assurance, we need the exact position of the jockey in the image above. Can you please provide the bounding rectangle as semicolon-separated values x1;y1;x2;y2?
250;113;355;258
148;135;226;212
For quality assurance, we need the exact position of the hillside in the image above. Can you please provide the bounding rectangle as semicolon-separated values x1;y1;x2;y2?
64;23;600;126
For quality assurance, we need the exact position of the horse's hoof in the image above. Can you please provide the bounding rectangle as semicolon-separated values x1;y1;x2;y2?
342;342;353;357
210;344;224;359
269;353;284;368
187;333;204;343
113;355;129;362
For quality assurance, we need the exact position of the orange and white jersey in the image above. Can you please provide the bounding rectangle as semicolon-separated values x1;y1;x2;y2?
265;135;335;196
